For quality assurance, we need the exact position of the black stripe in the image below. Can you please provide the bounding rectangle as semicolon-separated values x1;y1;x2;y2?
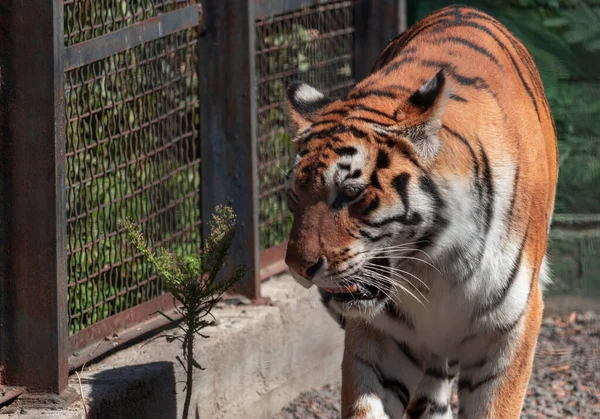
362;210;423;228
448;359;459;368
354;355;411;409
345;116;394;126
434;36;503;69
433;17;541;121
479;142;495;239
461;357;487;371
382;378;410;408
412;176;448;252
359;229;392;243
300;129;332;144
362;196;380;216
396;341;422;369
381;84;413;94
464;11;545;100
392;173;411;213
311;119;338;128
380;56;416;76
376;149;390;169
337;163;351;171
354;355;384;383
425;367;455;380
320;109;347;118
406;396;448;418
348;126;369;139
505;164;521;238
458;371;502;393
348;89;398;100
370;171;382;190
419;175;445;224
449;93;467;102
355;105;395;121
421;59;489;89
385;301;415;331
474;225;528;319
333;146;357;157
493;256;537;335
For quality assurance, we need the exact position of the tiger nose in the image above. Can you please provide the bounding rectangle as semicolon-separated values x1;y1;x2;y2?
305;256;326;279
286;254;327;280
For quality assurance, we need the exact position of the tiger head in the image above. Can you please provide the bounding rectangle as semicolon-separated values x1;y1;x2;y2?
284;70;450;320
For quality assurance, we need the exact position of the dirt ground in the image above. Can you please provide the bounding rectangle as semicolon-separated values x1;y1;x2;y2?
273;311;600;419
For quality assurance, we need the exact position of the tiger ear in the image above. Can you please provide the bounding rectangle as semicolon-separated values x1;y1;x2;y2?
286;81;332;132
402;69;448;160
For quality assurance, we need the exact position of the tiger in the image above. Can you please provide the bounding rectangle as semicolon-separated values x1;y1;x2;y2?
282;5;558;419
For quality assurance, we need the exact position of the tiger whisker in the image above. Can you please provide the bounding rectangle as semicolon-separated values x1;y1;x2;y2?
365;262;430;291
353;274;399;303
361;268;425;306
358;241;428;254
369;255;442;274
364;264;429;303
363;247;437;266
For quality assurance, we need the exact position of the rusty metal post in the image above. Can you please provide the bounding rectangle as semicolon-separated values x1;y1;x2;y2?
0;0;68;393
353;0;406;80
198;1;263;301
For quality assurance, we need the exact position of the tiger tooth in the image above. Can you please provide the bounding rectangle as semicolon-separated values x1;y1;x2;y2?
347;284;359;293
319;284;360;294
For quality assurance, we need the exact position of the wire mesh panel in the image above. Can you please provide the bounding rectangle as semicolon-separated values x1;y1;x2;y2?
64;0;194;46
64;27;200;335
255;0;356;250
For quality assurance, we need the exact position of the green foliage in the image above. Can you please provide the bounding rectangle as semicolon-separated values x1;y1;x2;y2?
121;205;243;419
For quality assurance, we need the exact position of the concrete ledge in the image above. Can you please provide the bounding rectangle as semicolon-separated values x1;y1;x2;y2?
7;274;344;419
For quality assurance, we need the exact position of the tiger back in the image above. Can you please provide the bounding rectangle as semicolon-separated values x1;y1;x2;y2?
283;5;558;419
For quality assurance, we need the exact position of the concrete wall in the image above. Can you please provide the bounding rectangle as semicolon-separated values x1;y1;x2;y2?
65;274;344;419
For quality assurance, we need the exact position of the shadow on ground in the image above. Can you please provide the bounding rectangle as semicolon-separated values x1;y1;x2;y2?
84;361;178;419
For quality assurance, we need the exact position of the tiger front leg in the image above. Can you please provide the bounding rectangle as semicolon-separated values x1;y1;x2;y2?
458;288;543;419
341;321;416;419
341;350;391;419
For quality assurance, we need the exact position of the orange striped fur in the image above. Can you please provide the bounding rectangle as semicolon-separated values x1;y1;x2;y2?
284;5;558;419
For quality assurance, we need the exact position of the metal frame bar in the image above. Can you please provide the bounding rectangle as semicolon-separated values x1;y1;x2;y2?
199;1;263;302
0;0;68;393
64;5;203;71
255;0;336;19
68;293;180;370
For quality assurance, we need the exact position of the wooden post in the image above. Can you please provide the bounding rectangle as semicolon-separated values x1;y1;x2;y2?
198;1;262;301
0;0;68;393
353;0;405;80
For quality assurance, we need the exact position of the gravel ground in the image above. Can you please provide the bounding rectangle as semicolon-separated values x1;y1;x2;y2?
273;311;599;419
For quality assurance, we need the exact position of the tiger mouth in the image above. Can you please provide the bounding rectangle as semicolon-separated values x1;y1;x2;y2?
319;282;381;302
317;256;389;302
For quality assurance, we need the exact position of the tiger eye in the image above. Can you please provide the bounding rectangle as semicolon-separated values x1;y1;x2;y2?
342;186;364;201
